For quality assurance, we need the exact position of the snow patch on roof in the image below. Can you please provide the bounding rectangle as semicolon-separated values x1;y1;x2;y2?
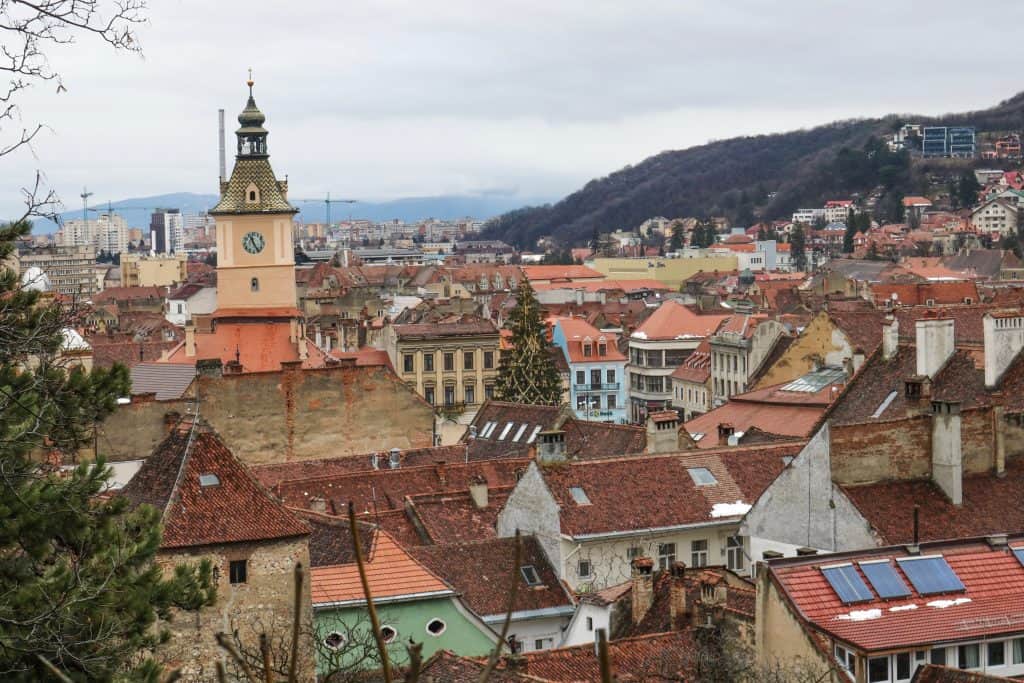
836;608;882;622
710;501;752;518
631;330;648;340
889;604;918;612
927;597;971;609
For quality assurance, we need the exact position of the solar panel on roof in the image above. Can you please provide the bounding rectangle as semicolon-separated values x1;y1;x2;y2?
822;564;873;604
896;556;965;595
859;560;911;599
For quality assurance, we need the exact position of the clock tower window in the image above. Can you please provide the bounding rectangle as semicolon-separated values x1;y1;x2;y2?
251;278;260;292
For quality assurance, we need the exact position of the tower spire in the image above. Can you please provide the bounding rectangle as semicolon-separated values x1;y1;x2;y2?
247;67;254;96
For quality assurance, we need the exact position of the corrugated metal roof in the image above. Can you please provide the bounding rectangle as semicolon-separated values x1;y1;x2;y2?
130;363;196;400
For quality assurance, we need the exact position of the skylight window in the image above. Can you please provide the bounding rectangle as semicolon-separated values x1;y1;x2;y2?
690;432;705;442
822;563;873;604
569;486;591;505
896;556;965;595
859;560;911;599
520;565;541;586
199;473;220;487
687;467;717;486
512;423;528;442
498;422;514;440
1012;547;1024;568
480;421;497;438
871;391;898;419
526;425;543;444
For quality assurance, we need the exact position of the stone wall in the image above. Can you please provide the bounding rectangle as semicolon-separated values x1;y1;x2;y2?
96;364;434;465
155;536;313;682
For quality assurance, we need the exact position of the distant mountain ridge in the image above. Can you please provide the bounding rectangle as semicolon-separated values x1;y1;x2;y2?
482;92;1024;248
35;192;553;233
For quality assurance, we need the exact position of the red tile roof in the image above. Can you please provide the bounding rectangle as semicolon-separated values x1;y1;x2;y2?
902;196;934;207
514;631;696;681
631;300;730;342
393;318;499;340
872;281;979;307
119;421;309;549
161;320;328;372
92;286;165;304
538;444;796;536
405;486;513;545
251;445;468;489
670;339;711;384
553;316;626;363
327;347;393;368
272;459;528;517
410;536;573;617
912;664;1016;682
770;538;1024;652
420;651;547;682
841;457;1024;545
310;529;452;606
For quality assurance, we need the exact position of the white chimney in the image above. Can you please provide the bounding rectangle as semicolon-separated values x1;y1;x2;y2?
882;316;899;361
388;448;401;469
984;313;1024;388
915;318;954;379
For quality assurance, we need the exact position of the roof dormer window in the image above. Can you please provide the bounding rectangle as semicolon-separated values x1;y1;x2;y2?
245;183;260;204
582;336;593;357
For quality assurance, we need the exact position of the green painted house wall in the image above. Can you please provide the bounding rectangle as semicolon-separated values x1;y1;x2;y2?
314;596;496;673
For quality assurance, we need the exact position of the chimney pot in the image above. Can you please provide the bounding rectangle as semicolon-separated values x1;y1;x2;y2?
631;557;654;625
669;561;689;628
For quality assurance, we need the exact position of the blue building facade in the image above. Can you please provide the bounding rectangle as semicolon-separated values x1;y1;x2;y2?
551;317;629;424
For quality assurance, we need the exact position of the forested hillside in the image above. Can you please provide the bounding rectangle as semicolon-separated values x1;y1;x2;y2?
484;93;1024;248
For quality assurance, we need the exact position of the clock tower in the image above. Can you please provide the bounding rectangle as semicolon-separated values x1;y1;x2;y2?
209;78;299;311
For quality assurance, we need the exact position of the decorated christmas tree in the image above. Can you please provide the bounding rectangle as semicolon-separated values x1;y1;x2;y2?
494;279;563;405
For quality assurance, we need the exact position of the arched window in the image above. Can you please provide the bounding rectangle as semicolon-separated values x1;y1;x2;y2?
251;278;260;292
249;191;257;201
380;625;398;643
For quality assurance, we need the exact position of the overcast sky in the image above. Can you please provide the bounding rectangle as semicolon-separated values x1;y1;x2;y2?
5;0;1024;220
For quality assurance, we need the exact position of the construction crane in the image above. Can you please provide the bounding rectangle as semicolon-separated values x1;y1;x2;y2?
294;193;357;228
80;187;93;224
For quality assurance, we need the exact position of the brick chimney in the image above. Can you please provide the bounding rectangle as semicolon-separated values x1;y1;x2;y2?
668;561;689;628
646;410;681;454
915;317;954;379
882;315;899;361
931;400;963;505
631;557;654;625
468;475;489;509
717;423;735;446
185;323;196;357
537;429;566;464
434;461;447;486
983;313;1024;388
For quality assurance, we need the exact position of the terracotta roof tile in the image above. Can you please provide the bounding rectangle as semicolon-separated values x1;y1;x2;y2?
466;401;646;461
310;529;452;605
393;318;498;340
405;486;513;545
119;421;309;548
631;301;730;341
251;445;467;489
539;444;795;537
161;320;328;372
912;664;1016;682
552;317;626;363
770;538;1024;652
410;537;572;617
420;651;549;682
514;631;697;681
841;458;1024;545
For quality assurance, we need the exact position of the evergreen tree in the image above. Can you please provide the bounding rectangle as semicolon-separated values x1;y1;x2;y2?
842;210;856;253
669;223;685;252
494;280;563;406
0;220;214;680
957;171;982;208
790;223;808;271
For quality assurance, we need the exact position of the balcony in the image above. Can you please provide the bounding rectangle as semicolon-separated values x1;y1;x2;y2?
573;383;621;392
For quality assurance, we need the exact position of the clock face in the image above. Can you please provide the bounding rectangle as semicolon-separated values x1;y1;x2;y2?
242;231;266;254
